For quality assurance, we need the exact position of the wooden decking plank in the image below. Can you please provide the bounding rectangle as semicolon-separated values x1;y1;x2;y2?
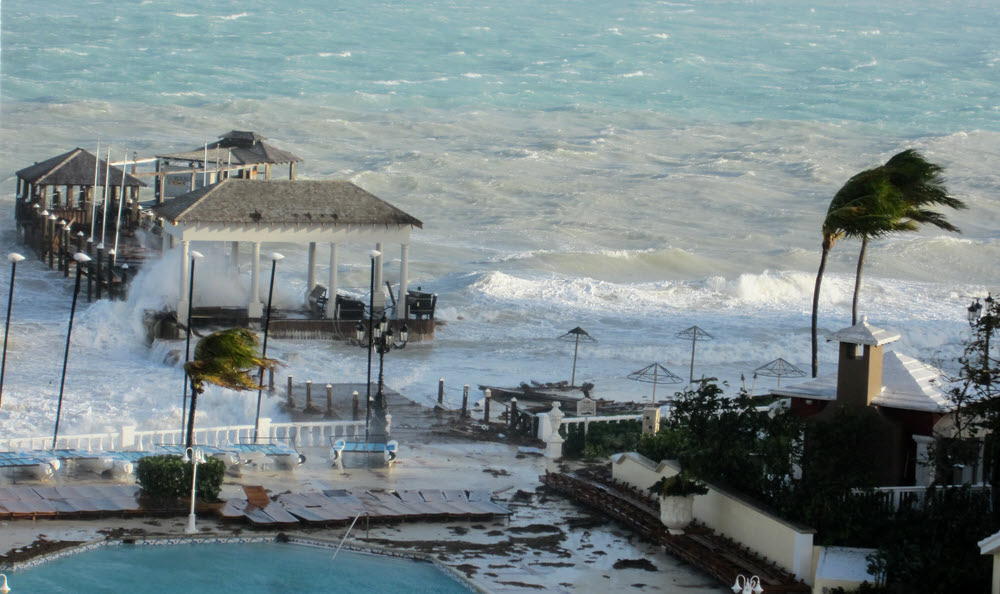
400;490;471;518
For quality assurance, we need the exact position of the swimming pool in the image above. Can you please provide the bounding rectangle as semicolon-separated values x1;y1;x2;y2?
8;541;474;593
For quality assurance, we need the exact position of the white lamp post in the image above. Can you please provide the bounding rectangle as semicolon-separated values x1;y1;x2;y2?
183;446;206;534
0;572;9;594
732;574;764;594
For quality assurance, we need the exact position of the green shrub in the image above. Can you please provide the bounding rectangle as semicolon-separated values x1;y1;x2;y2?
561;420;642;459
136;454;226;503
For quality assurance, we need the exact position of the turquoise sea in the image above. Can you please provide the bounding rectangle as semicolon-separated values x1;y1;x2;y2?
0;0;997;435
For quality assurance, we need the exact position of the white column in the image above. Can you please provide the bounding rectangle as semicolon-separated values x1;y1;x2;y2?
178;240;190;321
307;242;317;292
249;241;263;317
326;243;339;319
397;243;409;319
373;242;385;311
231;241;240;272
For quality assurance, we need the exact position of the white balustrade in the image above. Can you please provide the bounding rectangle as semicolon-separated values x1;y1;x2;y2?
1;418;367;453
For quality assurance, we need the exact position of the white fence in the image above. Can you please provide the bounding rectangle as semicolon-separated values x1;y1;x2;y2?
1;418;367;452
536;413;641;440
869;484;992;511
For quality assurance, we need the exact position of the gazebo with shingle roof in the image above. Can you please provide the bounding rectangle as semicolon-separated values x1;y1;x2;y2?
151;178;422;322
154;131;303;201
15;148;146;233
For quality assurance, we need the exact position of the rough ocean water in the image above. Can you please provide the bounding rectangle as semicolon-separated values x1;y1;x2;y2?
0;0;997;438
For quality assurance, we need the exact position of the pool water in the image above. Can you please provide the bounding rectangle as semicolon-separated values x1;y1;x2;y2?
9;541;472;593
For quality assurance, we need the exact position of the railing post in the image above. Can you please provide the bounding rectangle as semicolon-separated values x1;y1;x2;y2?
510;398;518;430
461;384;469;418
483;389;491;424
269;368;275;393
120;425;136;450
326;384;334;418
305;380;317;413
286;375;295;409
438;378;444;407
352;390;359;421
258;418;271;443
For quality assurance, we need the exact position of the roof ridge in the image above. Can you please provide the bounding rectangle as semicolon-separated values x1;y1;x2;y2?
36;148;84;185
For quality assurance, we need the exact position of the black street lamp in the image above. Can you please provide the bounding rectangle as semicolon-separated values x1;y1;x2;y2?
0;253;26;412
356;313;408;442
180;250;204;445
358;250;379;442
969;294;995;373
52;252;92;447
253;252;283;443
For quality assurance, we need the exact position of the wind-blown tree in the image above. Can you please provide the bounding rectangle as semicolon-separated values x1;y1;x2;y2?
184;328;279;450
810;150;966;377
849;150;966;325
811;182;909;377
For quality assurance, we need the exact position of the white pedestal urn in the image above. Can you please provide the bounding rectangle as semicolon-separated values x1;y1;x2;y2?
659;494;696;535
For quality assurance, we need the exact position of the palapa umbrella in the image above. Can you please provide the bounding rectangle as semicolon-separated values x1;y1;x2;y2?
675;325;715;382
753;357;806;387
557;327;597;387
627;363;684;403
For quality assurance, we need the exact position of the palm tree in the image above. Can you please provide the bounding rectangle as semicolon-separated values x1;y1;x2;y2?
810;150;966;377
183;328;278;450
849;150;965;325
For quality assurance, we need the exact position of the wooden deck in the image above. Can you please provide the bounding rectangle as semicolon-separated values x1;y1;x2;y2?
0;485;143;520
0;484;511;528
540;470;811;593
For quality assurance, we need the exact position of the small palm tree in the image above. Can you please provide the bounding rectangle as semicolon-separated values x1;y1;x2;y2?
184;328;279;450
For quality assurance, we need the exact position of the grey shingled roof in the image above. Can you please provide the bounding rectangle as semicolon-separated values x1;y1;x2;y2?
151;179;422;228
156;131;302;165
16;148;147;187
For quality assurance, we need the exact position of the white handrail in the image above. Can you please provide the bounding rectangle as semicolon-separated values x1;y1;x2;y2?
0;418;367;452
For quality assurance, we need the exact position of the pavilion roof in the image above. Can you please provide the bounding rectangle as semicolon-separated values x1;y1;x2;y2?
156;131;302;166
16;148;147;187
151;179;422;228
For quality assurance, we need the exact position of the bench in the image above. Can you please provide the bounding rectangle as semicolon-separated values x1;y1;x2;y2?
406;290;437;320
335;295;366;320
329;438;399;472
307;284;328;316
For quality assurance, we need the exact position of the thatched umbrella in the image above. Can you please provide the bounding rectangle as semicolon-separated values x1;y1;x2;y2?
557;327;597;387
627;363;684;403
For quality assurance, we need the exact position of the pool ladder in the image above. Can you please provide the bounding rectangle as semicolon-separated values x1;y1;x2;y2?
332;511;368;560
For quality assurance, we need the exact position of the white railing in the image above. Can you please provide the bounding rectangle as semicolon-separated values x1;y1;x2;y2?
868;484;992;511
1;418;367;452
536;412;642;440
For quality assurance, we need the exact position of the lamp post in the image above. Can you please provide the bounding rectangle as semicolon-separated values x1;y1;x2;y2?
0;253;25;412
183;446;206;534
52;253;92;448
355;314;408;443
179;251;204;446
0;572;9;594
731;574;764;594
253;252;283;444
358;250;380;442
